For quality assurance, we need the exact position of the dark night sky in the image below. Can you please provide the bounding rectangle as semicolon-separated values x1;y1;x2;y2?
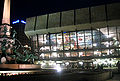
0;0;120;24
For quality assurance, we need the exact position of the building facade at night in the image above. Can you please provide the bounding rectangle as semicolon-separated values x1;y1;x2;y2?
25;3;120;69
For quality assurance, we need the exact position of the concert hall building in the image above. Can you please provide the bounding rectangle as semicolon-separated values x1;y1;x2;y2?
24;3;120;69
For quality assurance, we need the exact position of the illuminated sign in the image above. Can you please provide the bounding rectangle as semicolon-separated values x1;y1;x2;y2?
12;20;26;24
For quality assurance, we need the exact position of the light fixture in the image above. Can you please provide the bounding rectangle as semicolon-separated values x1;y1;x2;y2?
12;20;19;24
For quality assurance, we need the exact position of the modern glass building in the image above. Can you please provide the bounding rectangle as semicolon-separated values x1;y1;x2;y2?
24;3;120;69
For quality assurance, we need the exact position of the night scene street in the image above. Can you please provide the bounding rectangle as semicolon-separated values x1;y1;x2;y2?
0;0;120;81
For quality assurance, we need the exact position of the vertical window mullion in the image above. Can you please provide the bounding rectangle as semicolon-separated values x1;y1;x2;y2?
91;28;94;56
76;29;79;57
99;28;102;56
84;30;86;56
62;31;64;57
69;32;71;57
107;26;110;55
48;33;51;58
37;34;39;53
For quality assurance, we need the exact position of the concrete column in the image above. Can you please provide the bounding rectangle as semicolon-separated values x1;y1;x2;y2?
2;0;10;24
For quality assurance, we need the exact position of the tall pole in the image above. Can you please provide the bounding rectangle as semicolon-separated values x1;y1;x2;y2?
2;0;10;24
0;0;11;64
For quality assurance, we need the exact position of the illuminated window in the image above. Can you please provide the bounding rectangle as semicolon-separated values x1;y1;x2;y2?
64;52;71;57
57;33;63;50
64;32;70;50
57;52;63;57
51;52;58;58
38;35;43;47
94;50;101;56
50;34;57;51
78;51;85;57
102;49;110;56
77;31;85;49
71;52;78;57
70;32;77;50
86;51;93;56
32;35;38;52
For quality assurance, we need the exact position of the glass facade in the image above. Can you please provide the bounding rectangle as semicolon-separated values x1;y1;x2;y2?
31;26;120;59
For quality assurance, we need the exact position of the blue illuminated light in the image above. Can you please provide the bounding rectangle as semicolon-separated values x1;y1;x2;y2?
64;32;66;33
12;20;19;24
21;20;26;24
12;20;26;24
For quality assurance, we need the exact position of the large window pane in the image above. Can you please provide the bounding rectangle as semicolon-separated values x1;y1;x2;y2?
43;34;49;45
57;33;63;50
93;29;101;48
102;49;109;56
85;30;92;49
77;31;85;49
71;52;78;57
78;51;85;57
109;27;116;34
64;32;70;50
93;29;100;35
38;35;43;47
41;34;50;52
109;34;118;47
57;52;63;57
86;51;93;56
94;50;101;56
64;52;71;57
70;32;77;50
50;34;57;51
100;27;108;35
39;53;50;59
51;52;58;58
32;35;38;52
100;27;109;48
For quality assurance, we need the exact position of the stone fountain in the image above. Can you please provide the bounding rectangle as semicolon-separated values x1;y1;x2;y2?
0;0;39;69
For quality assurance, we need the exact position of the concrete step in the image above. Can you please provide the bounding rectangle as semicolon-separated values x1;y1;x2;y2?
106;80;120;81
